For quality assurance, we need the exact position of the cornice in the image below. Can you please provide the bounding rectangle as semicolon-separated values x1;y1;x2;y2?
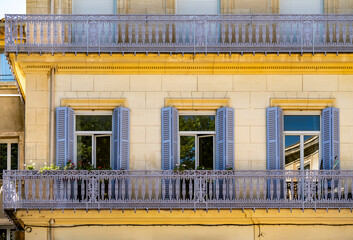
61;98;126;110
10;53;353;75
165;98;230;110
270;99;335;110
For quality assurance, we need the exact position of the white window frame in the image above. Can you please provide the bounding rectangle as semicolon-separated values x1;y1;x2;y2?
283;111;321;170
0;138;19;171
74;111;113;168
178;111;216;170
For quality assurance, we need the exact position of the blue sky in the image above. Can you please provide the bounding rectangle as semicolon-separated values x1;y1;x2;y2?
0;0;26;19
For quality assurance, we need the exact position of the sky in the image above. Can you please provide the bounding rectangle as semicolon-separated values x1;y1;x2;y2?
0;0;26;19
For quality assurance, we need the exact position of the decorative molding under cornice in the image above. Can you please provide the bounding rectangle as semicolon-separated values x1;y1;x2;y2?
165;98;230;110
61;98;126;110
270;99;335;110
11;53;353;75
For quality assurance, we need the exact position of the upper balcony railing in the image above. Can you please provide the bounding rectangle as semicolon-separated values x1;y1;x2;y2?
4;14;353;55
3;170;353;211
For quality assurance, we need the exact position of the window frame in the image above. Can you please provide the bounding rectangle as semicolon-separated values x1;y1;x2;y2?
73;111;113;168
283;111;322;170
0;138;19;171
178;111;216;170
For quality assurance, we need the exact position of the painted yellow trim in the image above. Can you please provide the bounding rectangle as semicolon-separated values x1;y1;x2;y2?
165;98;230;110
270;99;335;110
8;54;27;101
61;98;126;110
10;53;353;75
15;209;353;226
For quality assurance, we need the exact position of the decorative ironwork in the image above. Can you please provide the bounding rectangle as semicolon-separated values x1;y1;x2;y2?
3;170;353;211
4;14;353;54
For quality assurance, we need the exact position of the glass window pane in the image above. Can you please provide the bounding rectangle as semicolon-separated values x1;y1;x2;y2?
0;144;7;178
284;115;320;131
77;136;92;168
96;136;110;169
76;115;112;131
11;143;18;170
179;116;215;131
304;135;320;170
285;135;300;170
199;136;213;170
180;136;195;170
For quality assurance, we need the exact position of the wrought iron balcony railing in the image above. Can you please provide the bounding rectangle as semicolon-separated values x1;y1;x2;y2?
3;170;353;211
4;14;353;54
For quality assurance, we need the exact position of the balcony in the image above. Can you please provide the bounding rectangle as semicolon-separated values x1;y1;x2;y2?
3;170;353;212
4;14;353;55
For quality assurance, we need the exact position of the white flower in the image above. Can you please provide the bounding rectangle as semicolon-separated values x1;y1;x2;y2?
175;164;179;167
44;162;47;165
23;164;26;167
30;160;32;163
182;164;186;167
33;163;36;166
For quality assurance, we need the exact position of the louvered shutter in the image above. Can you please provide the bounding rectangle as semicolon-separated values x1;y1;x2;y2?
216;107;234;170
56;107;74;167
113;107;130;170
1;54;14;81
161;107;178;170
266;107;284;170
266;107;284;199
322;107;340;170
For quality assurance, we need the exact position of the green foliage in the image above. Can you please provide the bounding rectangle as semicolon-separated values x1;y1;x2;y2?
76;115;112;131
179;115;215;131
25;160;35;170
39;163;60;173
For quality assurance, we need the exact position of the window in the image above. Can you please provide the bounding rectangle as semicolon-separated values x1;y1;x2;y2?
56;106;130;170
178;114;215;170
74;113;112;169
161;106;234;171
279;0;323;14
0;139;19;177
267;106;339;171
176;0;220;14
0;54;15;82
0;229;18;240
284;113;320;170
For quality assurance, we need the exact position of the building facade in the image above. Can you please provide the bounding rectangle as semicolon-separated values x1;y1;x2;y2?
2;0;353;239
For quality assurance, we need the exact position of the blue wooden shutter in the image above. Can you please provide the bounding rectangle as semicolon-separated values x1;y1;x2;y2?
113;107;130;170
266;107;284;170
56;107;74;167
1;54;13;81
161;107;178;170
216;107;234;170
322;107;340;170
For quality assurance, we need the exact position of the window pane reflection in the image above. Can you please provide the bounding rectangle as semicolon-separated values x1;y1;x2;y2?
303;135;319;170
11;143;18;170
77;136;92;167
76;115;112;131
285;135;300;170
180;136;195;170
284;115;320;131
179;116;215;131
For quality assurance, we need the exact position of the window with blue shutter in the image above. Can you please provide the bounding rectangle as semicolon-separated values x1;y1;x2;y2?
113;107;130;170
56;107;74;167
161;107;178;170
266;107;284;170
216;107;234;170
0;54;14;82
322;107;340;170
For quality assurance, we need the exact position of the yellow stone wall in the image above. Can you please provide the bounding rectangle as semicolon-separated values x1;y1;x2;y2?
52;73;353;171
19;209;353;240
26;0;353;14
25;225;353;240
25;72;50;166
